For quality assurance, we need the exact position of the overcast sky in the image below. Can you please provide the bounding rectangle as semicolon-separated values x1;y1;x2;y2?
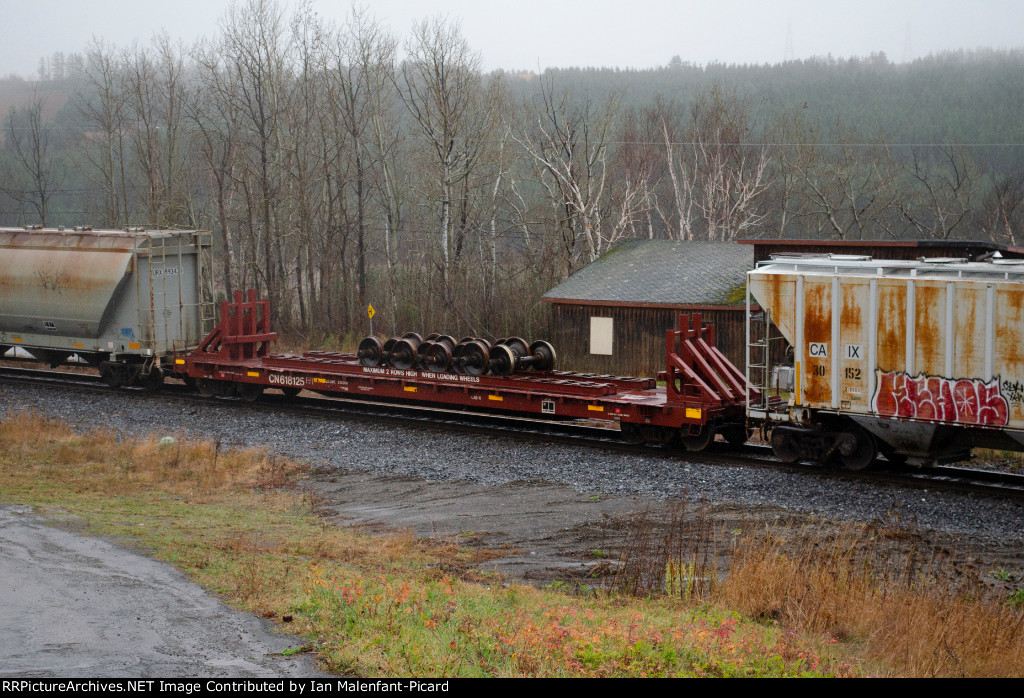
4;0;1023;78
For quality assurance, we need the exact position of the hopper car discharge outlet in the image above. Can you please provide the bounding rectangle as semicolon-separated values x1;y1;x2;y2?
181;291;753;450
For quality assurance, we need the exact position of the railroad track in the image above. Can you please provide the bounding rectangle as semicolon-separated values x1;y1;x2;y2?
3;364;1024;501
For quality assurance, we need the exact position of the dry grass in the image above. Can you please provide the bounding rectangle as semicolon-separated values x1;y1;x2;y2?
608;500;1024;677
717;526;1024;677
0;410;302;499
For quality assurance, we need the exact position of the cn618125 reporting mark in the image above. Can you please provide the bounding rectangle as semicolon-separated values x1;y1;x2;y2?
269;373;308;387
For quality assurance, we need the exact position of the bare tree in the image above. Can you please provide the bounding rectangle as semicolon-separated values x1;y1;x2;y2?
1;92;61;226
514;77;642;275
616;102;666;239
982;170;1024;245
791;122;902;239
395;17;495;294
661;84;771;241
218;0;291;320
899;145;978;239
78;39;130;227
123;35;191;227
191;37;247;297
321;8;395;313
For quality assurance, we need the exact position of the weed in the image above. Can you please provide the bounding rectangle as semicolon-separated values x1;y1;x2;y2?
993;569;1014;582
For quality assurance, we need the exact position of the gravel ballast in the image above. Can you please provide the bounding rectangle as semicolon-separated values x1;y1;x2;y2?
2;380;1022;550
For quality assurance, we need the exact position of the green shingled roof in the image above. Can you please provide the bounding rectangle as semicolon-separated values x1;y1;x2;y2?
542;240;752;306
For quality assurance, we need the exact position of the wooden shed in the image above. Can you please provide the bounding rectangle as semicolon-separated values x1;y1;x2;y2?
541;240;753;378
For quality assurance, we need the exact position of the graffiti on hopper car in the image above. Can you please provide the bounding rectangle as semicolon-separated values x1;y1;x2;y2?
872;370;1008;426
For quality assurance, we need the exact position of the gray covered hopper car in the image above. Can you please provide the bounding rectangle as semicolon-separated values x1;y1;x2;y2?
0;227;214;387
747;254;1024;467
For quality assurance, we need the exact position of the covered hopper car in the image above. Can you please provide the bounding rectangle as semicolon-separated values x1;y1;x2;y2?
0;226;215;388
747;254;1024;467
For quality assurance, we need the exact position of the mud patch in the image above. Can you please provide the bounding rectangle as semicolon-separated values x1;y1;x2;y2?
305;470;1024;600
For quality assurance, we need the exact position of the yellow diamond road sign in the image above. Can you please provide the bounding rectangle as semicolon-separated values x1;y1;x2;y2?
367;304;376;320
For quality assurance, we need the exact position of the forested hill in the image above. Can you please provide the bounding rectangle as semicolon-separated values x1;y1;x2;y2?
6;47;1024;168
506;50;1024;172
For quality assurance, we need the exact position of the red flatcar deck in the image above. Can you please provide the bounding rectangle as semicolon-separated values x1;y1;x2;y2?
178;291;753;445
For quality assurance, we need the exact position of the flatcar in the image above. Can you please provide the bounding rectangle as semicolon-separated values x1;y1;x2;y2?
0;226;215;388
176;290;752;451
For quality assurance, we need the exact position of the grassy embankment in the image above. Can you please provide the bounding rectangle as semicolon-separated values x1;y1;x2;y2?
1;411;1021;677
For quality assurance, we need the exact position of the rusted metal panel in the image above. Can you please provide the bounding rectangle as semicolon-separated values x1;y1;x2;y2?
748;257;1024;432
874;281;905;373
840;279;870;406
802;277;832;406
995;289;1024;420
0;229;137;250
954;285;988;381
914;282;946;378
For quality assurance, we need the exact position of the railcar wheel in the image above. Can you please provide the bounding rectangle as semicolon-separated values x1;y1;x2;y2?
415;340;436;370
357;336;384;367
100;362;121;389
197;378;222;398
236;382;264;403
501;337;529;359
529;340;557;372
421;342;453;373
839;428;877;471
459;341;490;376
681;425;714;452
389;338;419;370
141;367;163;391
619;422;645;445
721;425;750;446
489;344;517;376
771;430;800;463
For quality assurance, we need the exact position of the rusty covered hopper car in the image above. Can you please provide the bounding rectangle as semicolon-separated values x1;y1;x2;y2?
0;227;214;387
747;254;1024;467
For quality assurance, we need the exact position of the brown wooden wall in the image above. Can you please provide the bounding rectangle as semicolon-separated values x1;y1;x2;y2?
547;303;748;378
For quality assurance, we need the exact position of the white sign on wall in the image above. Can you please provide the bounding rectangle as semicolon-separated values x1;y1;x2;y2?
590;317;613;355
